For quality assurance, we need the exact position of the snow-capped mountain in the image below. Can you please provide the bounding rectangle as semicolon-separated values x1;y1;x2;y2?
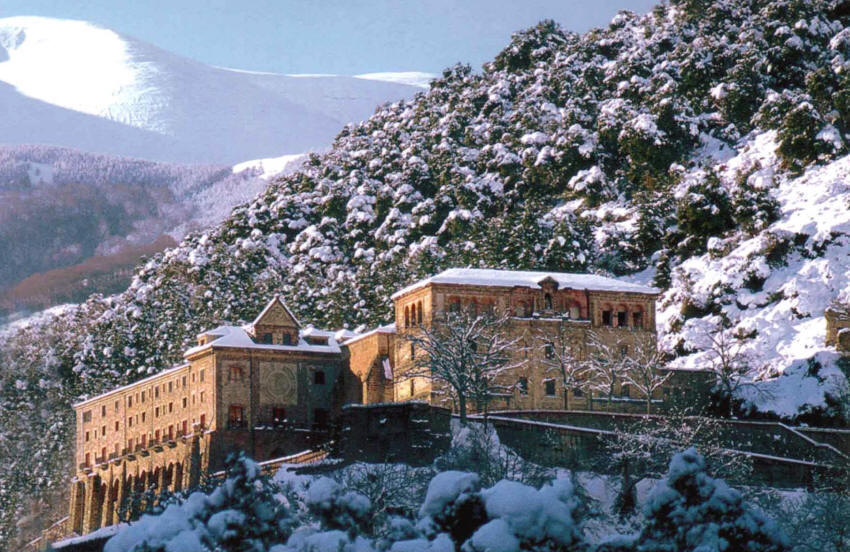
0;16;428;163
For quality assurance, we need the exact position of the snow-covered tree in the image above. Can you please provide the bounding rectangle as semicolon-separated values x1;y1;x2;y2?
402;309;524;422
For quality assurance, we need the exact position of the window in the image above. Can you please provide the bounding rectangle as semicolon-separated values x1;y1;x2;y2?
101;425;106;437
182;376;187;387
129;417;133;428
417;301;423;324
85;453;91;467
182;420;188;435
101;405;106;417
141;434;147;448
200;391;205;403
617;311;627;327
229;405;245;428
314;370;326;385
411;303;417;326
200;369;205;382
128;395;133;407
83;410;92;423
141;412;146;423
200;414;206;427
168;382;173;393
262;333;273;344
154;430;160;443
155;386;159;399
100;447;106;462
229;365;244;382
544;380;556;397
141;391;145;403
518;377;529;395
155;407;160;418
602;310;612;326
273;407;286;423
409;379;415;396
85;431;90;442
283;333;292;345
182;397;188;409
544;342;555;360
633;312;643;329
115;421;119;431
168;425;174;440
128;438;134;451
573;386;584;398
169;402;174;413
404;306;410;327
544;293;553;310
449;298;461;313
114;400;119;412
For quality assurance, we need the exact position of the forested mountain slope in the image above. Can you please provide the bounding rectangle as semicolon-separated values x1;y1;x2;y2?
3;0;850;546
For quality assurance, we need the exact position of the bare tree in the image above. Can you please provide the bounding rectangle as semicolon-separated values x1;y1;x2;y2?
402;308;524;423
534;322;587;410
623;341;671;415
583;332;632;410
702;324;769;417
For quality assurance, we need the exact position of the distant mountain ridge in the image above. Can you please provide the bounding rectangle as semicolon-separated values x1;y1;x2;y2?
0;16;429;163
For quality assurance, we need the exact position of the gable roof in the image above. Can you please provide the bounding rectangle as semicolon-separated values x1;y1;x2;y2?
391;268;660;299
252;295;301;328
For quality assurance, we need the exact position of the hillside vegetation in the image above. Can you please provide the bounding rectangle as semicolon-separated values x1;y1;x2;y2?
3;0;850;546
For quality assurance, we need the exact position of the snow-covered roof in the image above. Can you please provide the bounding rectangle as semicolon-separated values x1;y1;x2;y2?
73;363;190;408
340;323;397;346
391;268;660;299
184;325;341;357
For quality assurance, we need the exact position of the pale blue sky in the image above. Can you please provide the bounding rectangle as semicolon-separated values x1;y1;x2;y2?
0;1;659;74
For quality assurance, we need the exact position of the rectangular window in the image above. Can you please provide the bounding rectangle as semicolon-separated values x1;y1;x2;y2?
283;333;292;345
518;377;529;395
229;365;244;382
101;405;106;417
168;382;173;393
200;414;206;428
85;452;91;467
200;391;205;403
273;407;286;423
314;409;329;428
169;402;173;413
262;333;273;344
128;395;133;407
101;425;106;437
141;434;147;448
85;431;90;442
602;310;612;326
115;421;119;431
182;397;188;408
141;391;145;403
168;425;174;440
114;400;119;412
544;380;556;397
155;407;159;418
100;447;106;462
182;420;188;435
200;369;205;382
154;429;160;443
229;405;245;428
136;392;140;404
155;386;159;399
141;412;146;423
83;410;92;423
617;311;627;327
128;438;133;451
313;370;326;385
633;312;643;329
182;376;187;387
129;417;133;428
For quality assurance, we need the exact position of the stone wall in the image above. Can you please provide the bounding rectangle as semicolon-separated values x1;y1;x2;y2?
336;402;451;465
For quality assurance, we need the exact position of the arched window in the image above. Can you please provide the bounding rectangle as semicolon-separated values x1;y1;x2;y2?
404;306;410;328
411;303;417;326
544;293;553;310
417;301;423;324
632;308;644;329
616;306;628;327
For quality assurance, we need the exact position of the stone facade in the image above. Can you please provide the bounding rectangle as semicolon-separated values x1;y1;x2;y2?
348;269;666;413
825;302;850;352
67;296;343;537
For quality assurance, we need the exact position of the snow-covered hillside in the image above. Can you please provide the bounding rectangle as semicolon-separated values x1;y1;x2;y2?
0;16;425;163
